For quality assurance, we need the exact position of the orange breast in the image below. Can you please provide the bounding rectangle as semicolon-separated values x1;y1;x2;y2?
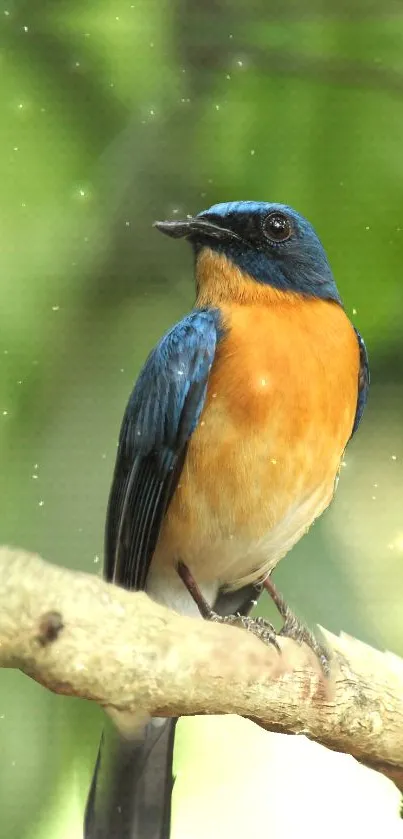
153;290;359;591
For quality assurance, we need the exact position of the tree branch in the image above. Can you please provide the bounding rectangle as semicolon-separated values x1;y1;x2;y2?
0;547;402;794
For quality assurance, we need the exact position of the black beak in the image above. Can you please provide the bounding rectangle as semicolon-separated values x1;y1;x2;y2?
153;217;241;243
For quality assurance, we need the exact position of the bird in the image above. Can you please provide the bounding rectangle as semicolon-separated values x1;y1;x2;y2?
84;200;369;839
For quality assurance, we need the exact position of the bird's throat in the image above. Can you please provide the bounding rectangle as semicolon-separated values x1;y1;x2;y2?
195;247;302;308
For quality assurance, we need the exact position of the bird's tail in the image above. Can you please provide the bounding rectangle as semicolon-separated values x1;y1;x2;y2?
84;718;177;839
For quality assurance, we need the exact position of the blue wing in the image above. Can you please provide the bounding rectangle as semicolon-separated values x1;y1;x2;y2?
105;308;223;590
351;327;370;437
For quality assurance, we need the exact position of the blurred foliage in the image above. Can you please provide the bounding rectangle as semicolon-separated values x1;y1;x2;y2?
0;0;402;837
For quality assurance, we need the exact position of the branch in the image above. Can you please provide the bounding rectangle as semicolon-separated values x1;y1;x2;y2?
1;547;402;794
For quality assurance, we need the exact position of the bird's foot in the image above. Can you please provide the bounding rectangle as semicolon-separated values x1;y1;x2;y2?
209;611;280;651
176;561;280;652
263;577;330;675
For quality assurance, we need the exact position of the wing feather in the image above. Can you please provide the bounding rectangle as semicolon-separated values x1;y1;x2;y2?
351;327;370;437
104;308;223;591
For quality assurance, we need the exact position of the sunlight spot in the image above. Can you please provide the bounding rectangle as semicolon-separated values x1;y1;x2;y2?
388;534;403;552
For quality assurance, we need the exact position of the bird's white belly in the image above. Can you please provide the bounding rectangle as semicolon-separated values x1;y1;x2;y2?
195;478;334;591
148;477;334;615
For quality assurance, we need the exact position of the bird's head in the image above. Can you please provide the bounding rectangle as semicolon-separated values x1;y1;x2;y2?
154;201;341;306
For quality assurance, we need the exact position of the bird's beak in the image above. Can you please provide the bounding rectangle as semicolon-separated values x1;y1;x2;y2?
153;218;241;242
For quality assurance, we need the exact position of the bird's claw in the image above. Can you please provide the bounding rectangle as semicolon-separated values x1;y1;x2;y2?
279;613;330;675
209;611;281;652
264;577;331;676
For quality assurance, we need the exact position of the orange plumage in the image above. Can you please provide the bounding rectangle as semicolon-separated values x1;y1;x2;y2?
151;249;359;593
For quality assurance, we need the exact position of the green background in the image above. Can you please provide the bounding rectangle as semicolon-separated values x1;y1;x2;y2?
0;1;402;836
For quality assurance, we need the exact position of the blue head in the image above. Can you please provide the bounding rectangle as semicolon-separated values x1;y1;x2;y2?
155;201;341;304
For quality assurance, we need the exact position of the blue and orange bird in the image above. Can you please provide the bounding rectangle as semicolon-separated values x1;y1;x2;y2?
85;201;369;838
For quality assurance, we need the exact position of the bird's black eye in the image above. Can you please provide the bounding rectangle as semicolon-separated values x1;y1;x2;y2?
263;212;292;243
